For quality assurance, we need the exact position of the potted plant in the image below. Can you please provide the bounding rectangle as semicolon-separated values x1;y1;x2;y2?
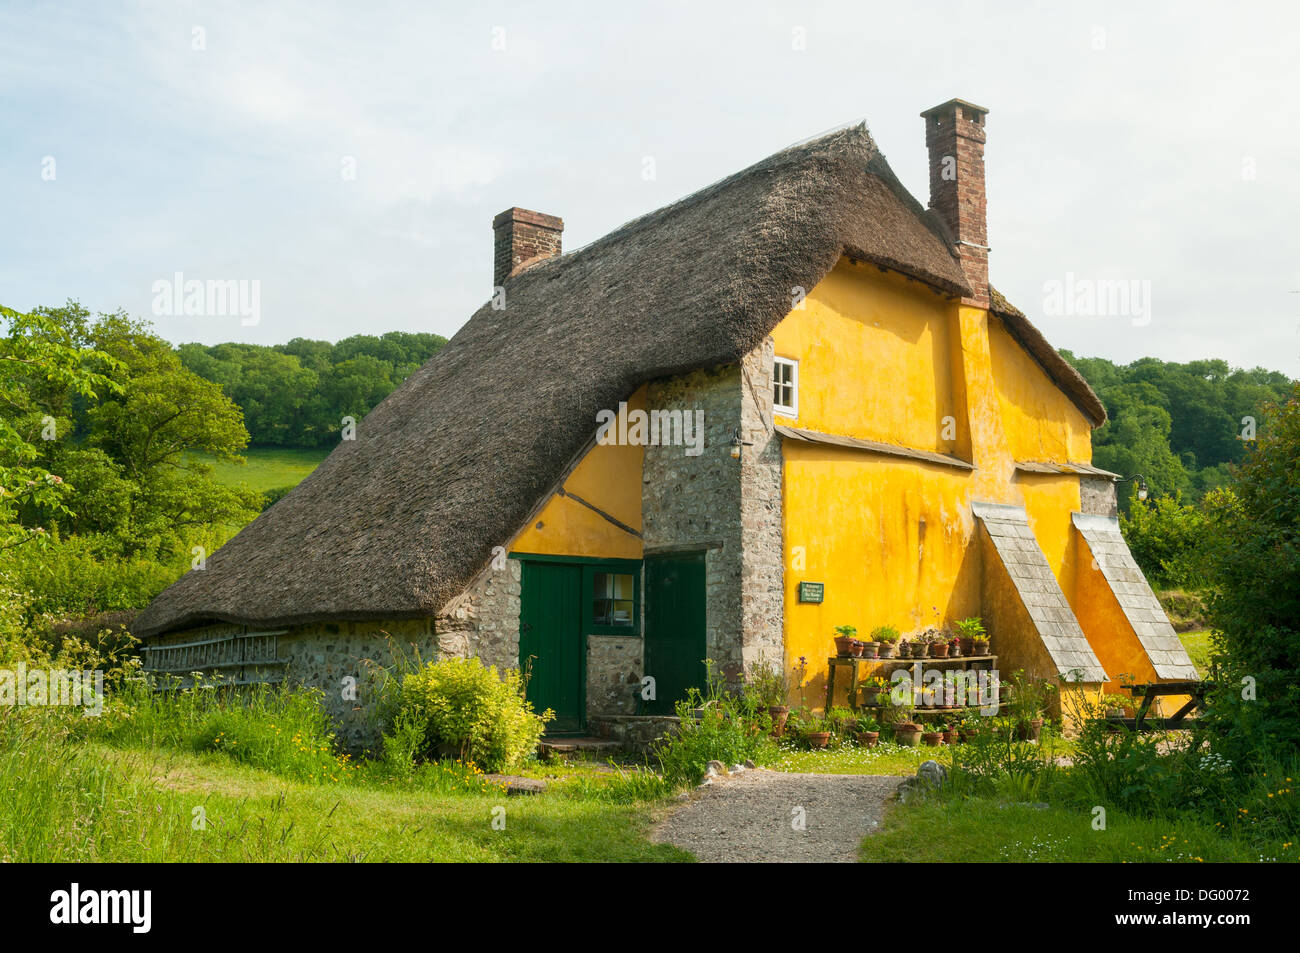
893;721;923;746
913;637;931;659
749;660;789;735
859;675;889;707
854;713;881;748
803;714;832;749
833;624;859;658
948;636;962;658
955;617;988;656
897;639;912;659
958;712;983;743
1007;670;1053;741
941;722;959;745
921;726;943;746
930;632;950;658
859;638;879;659
871;625;900;659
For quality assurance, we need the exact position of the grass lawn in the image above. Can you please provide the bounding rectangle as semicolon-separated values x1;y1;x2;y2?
862;795;1292;863
3;742;689;863
758;734;1073;777
193;446;329;494
1180;629;1212;676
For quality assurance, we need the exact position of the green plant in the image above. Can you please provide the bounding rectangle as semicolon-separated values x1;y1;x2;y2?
388;656;552;773
855;713;880;733
869;625;900;644
833;624;858;639
747;659;789;709
953;617;986;640
653;686;768;785
1006;670;1055;726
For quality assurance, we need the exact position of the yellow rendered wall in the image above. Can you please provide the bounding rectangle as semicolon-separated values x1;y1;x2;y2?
988;316;1093;464
770;260;960;454
774;263;1102;708
508;386;646;560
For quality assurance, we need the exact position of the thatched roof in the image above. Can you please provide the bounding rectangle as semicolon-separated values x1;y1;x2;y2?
136;122;1099;638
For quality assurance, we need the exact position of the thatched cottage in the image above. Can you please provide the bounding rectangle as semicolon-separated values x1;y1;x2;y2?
136;98;1196;744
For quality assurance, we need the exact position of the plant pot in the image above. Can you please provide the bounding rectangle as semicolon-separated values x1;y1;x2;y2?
854;731;880;748
861;688;884;707
898;643;912;658
971;639;989;656
805;731;832;749
1014;717;1044;742
930;642;949;658
768;705;789;736
942;729;958;745
877;642;896;658
834;637;856;658
915;642;932;658
921;731;943;746
958;637;974;655
893;725;922;747
860;642;879;659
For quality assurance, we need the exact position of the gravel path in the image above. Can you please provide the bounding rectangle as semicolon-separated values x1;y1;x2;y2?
652;769;902;863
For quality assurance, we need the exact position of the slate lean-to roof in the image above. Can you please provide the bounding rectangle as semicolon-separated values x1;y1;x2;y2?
136;122;1106;637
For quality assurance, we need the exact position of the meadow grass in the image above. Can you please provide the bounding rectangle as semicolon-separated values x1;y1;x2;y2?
192;447;328;494
1;709;689;862
1179;630;1212;677
861;795;1290;863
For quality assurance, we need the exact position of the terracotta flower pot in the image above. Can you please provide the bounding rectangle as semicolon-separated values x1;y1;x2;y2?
834;637;856;658
860;642;879;659
1014;717;1044;742
854;730;880;748
958;637;974;655
972;638;989;656
921;731;943;746
768;705;789;736
930;642;950;659
893;725;922;747
861;688;884;707
942;728;958;745
805;731;832;749
898;643;912;658
877;642;896;658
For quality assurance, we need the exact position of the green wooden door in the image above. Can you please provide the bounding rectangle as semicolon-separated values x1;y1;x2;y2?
643;552;707;715
519;560;585;733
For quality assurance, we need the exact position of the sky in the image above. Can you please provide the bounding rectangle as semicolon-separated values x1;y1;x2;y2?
3;0;1298;377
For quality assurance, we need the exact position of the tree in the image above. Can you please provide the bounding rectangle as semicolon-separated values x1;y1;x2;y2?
1200;384;1300;758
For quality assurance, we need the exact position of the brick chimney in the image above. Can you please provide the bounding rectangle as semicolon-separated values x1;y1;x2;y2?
492;207;563;288
921;99;989;308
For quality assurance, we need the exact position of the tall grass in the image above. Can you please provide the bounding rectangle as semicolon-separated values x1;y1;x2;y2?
80;677;354;783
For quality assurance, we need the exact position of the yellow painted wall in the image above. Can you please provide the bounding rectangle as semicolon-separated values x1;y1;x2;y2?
988;316;1093;464
508;386;646;560
774;262;1106;709
771;261;960;454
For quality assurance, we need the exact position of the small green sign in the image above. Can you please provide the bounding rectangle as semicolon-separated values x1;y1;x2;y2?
797;581;824;604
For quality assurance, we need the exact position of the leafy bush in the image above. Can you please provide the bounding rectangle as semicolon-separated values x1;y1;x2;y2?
1200;384;1300;759
1120;493;1208;589
386;657;551;773
653;697;767;785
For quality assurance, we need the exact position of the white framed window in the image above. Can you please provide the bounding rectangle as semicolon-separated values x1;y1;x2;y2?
772;357;798;417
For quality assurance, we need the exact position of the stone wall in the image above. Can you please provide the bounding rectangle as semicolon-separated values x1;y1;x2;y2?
1079;476;1119;518
641;345;784;690
145;618;439;752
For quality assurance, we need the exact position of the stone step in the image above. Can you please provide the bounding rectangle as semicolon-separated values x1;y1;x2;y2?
537;736;624;760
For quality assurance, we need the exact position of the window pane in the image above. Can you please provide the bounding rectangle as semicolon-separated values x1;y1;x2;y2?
613;574;634;600
593;598;613;625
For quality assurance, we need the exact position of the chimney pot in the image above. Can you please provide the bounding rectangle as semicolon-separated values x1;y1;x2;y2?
921;98;990;308
493;207;563;289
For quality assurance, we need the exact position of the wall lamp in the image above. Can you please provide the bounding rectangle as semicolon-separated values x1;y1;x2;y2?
1117;473;1149;502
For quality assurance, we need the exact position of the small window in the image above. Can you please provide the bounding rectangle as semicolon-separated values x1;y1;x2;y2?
592;571;636;628
773;357;798;417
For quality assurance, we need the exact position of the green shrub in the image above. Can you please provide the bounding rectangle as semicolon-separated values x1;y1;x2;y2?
653;685;769;786
387;657;551;773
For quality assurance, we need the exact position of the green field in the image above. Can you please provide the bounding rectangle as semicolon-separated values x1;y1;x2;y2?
194;447;329;494
1180;630;1212;676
